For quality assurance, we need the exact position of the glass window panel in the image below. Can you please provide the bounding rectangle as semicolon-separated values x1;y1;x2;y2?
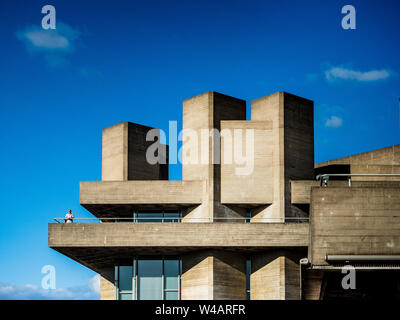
138;260;162;300
119;293;133;300
164;291;179;300
164;212;181;223
246;211;251;223
119;266;133;291
137;213;163;223
246;259;251;300
164;260;179;290
246;259;251;291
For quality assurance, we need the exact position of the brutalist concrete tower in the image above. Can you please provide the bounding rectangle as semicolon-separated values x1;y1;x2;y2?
49;91;400;300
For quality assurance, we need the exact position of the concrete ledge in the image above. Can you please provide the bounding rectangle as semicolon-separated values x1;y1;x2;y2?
49;222;309;248
80;180;204;205
291;180;320;204
291;180;400;204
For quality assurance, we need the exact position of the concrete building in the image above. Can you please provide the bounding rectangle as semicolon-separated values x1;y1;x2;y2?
48;91;400;300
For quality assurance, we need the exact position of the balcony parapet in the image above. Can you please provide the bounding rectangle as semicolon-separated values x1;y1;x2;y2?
49;222;309;248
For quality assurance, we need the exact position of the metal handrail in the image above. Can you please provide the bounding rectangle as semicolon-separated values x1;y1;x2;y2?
53;216;309;223
316;173;400;187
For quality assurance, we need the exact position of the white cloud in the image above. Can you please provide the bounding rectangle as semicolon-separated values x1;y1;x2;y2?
87;274;100;294
16;22;80;66
325;116;343;128
0;275;100;300
17;22;79;51
23;30;70;49
325;67;391;82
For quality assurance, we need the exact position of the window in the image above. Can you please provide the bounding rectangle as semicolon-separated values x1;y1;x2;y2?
115;266;133;300
246;210;251;223
133;211;181;223
135;212;163;223
138;260;163;300
163;259;180;300
115;258;181;300
246;259;251;300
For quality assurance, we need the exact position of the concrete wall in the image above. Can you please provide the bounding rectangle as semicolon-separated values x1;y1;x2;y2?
220;120;273;205
102;122;168;181
283;93;314;218
182;250;246;300
350;164;400;182
309;187;400;265
316;144;400;168
102;122;127;181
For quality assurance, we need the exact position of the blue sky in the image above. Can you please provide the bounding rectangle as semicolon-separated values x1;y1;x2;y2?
0;0;399;299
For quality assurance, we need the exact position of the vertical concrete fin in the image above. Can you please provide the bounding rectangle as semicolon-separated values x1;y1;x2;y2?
182;92;246;222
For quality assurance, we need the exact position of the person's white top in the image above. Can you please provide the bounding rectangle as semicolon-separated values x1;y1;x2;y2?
65;212;74;223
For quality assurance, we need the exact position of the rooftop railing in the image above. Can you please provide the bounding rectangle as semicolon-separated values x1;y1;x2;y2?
316;173;400;187
53;217;309;223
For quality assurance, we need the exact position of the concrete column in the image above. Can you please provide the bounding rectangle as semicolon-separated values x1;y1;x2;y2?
251;251;301;300
102;122;168;181
182;92;247;222
181;251;213;299
181;250;246;300
251;92;314;221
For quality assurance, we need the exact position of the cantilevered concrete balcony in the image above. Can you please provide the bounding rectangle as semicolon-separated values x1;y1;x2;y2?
48;222;309;273
49;222;309;249
80;180;204;216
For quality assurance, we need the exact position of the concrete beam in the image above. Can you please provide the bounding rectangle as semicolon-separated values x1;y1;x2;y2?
291;180;400;204
49;222;309;248
80;180;204;209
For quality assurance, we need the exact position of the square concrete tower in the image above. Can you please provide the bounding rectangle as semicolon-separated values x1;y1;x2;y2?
182;92;246;221
102;122;168;181
251;92;314;221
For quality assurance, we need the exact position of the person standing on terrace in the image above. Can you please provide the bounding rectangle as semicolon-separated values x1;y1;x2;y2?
64;209;74;223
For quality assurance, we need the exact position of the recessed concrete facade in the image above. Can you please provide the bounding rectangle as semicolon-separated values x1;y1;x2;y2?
49;91;400;300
